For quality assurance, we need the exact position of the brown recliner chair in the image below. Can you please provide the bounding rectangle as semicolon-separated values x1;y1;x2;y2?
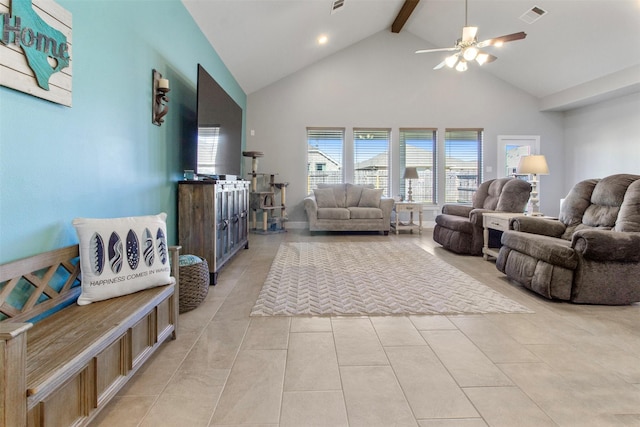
433;177;532;255
497;174;640;305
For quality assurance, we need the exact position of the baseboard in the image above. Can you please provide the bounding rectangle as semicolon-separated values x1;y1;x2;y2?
285;221;435;230
285;221;308;229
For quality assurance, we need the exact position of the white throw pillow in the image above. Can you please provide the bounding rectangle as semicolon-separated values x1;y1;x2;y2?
73;213;175;305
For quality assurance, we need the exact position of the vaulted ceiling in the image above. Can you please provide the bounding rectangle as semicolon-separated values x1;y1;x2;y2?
182;0;640;109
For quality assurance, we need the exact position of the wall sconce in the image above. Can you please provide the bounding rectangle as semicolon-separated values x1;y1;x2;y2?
152;69;170;126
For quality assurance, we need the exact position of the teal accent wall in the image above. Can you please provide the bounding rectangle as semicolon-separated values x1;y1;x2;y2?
0;0;246;263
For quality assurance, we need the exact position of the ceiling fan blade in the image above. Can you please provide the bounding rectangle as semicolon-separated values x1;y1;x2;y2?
477;31;527;48
415;47;458;54
485;54;498;63
462;26;478;43
433;60;447;70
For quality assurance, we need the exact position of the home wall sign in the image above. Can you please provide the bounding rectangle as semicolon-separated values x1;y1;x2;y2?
0;0;72;106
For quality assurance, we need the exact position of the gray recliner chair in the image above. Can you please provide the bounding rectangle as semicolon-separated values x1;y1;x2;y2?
433;177;532;255
497;174;640;304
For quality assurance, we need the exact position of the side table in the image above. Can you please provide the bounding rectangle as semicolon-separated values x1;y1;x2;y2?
482;212;526;260
391;202;423;235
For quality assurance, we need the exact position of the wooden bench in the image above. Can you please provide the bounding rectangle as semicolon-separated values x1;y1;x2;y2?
0;244;180;427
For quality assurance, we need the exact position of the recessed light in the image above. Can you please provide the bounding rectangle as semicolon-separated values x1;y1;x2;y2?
317;35;328;45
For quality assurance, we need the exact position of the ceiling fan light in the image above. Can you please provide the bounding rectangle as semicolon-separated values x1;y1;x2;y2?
476;53;490;65
463;46;479;61
445;54;459;68
456;60;468;72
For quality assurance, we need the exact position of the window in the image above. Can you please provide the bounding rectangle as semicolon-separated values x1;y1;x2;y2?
306;128;344;192
497;135;540;178
353;128;390;195
444;129;483;204
197;126;221;175
399;128;436;203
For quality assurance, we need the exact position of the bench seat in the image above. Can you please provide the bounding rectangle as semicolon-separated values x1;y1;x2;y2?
1;245;180;427
27;284;175;404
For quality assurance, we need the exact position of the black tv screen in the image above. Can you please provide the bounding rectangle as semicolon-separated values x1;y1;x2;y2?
192;64;243;177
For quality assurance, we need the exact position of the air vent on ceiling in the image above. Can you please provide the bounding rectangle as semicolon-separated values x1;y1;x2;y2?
331;0;345;15
519;6;547;24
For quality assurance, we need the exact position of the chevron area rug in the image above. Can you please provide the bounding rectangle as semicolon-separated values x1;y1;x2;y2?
250;242;533;316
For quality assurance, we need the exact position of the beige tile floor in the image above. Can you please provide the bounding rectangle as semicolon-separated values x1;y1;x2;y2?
91;229;640;427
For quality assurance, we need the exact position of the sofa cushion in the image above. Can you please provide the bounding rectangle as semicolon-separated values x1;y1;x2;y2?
614;177;640;232
501;231;578;270
317;208;350;220
348;207;383;219
358;188;383;208
496;179;532;212
317;184;347;208
346;183;368;207
472;177;530;213
478;179;503;210
435;213;474;235
313;188;338;208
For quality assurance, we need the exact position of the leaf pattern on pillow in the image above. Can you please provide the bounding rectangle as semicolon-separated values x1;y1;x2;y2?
142;228;155;267
126;229;140;270
157;228;168;265
108;232;123;274
89;232;105;275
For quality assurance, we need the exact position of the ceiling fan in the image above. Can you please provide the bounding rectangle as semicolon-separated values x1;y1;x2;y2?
415;0;527;71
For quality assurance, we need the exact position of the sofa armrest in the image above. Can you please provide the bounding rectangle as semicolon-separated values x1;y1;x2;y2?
380;197;395;224
304;194;318;228
468;208;493;227
572;230;640;262
510;217;566;238
441;204;473;218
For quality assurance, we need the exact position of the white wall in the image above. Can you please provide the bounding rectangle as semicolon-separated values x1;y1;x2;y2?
246;30;565;222
563;92;640;190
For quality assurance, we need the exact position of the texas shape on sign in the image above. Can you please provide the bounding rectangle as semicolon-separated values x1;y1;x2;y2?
8;0;70;90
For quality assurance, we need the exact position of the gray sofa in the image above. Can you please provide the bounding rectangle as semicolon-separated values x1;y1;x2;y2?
497;173;640;305
304;183;395;235
433;177;532;255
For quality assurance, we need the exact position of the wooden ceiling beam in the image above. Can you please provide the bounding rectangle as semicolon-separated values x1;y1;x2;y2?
391;0;420;34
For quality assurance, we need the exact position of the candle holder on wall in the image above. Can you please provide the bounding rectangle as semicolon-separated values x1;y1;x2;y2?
152;69;170;126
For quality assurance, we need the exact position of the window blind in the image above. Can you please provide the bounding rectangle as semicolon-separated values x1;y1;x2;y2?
353;128;390;195
399;128;437;203
444;129;483;204
306;128;344;191
197;126;221;174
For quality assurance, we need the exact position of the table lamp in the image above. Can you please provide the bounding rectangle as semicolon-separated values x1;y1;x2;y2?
402;167;419;202
517;155;549;215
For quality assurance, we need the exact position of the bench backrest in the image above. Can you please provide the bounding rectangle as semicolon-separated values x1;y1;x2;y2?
0;245;82;324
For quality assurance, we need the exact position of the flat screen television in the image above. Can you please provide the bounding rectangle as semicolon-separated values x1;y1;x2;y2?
183;64;243;178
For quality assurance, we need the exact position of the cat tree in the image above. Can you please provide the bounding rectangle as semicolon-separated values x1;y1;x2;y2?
243;151;288;233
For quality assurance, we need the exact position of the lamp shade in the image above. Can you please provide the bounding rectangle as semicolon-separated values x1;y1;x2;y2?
517;155;549;175
402;167;419;180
